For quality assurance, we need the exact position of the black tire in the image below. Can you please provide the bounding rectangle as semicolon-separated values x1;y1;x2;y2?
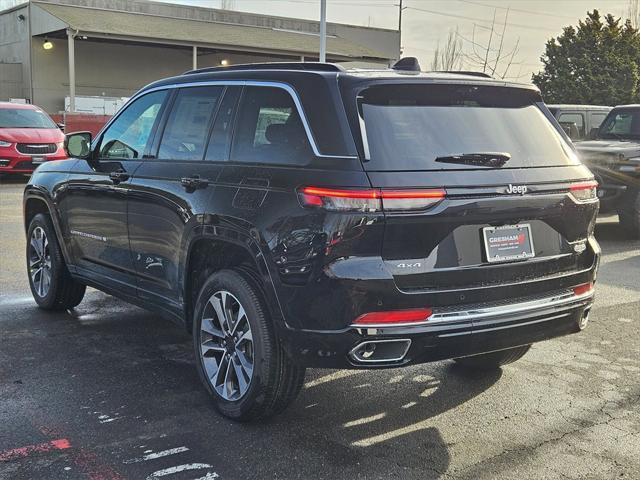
454;345;531;370
618;188;640;239
26;213;86;310
193;269;305;421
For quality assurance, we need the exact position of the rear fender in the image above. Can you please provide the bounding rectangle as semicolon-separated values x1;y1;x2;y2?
180;223;288;333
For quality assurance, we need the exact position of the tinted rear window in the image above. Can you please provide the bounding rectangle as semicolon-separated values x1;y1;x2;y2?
359;84;579;171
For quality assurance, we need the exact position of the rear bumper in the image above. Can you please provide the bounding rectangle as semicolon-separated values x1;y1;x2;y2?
282;288;594;368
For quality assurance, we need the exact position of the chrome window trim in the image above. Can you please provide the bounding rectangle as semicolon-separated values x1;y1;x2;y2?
100;80;358;160
358;109;371;161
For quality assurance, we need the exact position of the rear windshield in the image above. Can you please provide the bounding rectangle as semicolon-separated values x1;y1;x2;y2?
0;108;57;129
359;84;578;171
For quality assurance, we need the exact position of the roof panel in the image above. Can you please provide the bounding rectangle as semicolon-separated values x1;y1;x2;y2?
34;2;389;60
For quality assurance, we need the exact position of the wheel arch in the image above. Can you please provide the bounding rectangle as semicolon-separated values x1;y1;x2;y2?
23;190;73;266
182;225;286;334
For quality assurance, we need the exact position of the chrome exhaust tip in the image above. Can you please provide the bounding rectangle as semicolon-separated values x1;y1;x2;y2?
578;308;590;330
348;339;411;364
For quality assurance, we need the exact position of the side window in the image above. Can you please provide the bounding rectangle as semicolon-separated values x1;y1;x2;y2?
158;86;223;161
100;91;166;159
230;86;312;165
205;86;241;161
558;112;585;140
590;112;607;130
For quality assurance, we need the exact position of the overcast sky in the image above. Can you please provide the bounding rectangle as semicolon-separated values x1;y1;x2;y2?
165;0;632;81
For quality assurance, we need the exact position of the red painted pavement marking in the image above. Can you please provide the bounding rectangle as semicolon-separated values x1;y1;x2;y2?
37;426;125;480
0;438;71;462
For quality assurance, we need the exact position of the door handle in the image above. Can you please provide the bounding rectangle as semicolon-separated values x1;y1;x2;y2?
109;170;130;183
180;175;209;191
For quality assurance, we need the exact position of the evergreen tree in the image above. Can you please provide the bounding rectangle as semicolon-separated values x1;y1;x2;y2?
532;10;640;105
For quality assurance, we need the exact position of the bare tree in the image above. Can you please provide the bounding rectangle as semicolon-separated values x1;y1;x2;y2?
628;0;639;28
460;8;521;79
430;28;464;71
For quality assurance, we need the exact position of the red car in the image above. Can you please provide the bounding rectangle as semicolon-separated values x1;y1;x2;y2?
0;102;67;174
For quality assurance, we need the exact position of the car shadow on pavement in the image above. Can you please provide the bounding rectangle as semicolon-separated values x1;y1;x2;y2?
248;364;503;478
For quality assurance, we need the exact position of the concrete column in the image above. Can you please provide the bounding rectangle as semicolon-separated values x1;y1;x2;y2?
192;45;197;70
67;29;76;113
319;0;326;62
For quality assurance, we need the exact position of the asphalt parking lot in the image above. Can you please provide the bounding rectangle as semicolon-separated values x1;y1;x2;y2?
1;175;639;480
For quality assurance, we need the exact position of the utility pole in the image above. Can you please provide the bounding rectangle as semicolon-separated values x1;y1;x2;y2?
319;0;327;62
396;0;406;58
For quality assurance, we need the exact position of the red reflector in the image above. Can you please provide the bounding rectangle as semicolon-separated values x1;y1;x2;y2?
570;180;598;191
354;308;433;325
573;282;594;296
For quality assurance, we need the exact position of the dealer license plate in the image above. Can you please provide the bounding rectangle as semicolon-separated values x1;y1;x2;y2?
483;223;535;263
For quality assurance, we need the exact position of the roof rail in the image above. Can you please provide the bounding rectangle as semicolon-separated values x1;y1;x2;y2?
435;70;493;78
183;62;345;75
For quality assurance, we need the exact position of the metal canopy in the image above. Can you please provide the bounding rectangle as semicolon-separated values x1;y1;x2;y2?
33;1;388;60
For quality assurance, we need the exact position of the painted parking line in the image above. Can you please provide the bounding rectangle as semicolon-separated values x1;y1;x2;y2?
146;463;218;478
0;438;71;462
124;446;190;464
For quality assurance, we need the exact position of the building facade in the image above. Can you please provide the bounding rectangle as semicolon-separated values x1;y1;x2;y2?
0;0;399;113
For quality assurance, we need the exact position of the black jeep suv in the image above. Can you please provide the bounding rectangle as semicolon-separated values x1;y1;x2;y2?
575;105;640;238
24;62;600;421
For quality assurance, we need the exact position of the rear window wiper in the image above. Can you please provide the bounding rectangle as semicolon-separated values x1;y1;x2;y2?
435;152;511;167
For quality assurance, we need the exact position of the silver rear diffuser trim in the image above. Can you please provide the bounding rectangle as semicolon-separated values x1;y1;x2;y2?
351;289;595;331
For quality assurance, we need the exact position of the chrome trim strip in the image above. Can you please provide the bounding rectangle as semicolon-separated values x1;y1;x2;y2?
351;290;594;330
102;80;358;160
358;109;371;161
348;339;411;364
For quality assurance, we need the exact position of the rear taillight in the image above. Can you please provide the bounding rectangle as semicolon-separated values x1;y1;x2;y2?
569;180;598;202
573;282;594;296
298;187;381;212
298;186;446;212
353;308;433;326
381;189;447;211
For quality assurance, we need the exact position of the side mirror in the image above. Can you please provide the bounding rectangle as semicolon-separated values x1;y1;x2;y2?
65;131;92;159
56;122;65;131
589;128;599;140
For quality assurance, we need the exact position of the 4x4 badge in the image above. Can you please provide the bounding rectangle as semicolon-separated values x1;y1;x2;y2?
505;184;528;195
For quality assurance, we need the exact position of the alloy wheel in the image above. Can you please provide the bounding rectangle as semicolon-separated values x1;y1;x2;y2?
28;226;52;298
200;290;254;401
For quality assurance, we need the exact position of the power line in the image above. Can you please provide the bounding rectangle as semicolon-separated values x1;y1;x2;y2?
455;0;576;21
406;5;562;33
